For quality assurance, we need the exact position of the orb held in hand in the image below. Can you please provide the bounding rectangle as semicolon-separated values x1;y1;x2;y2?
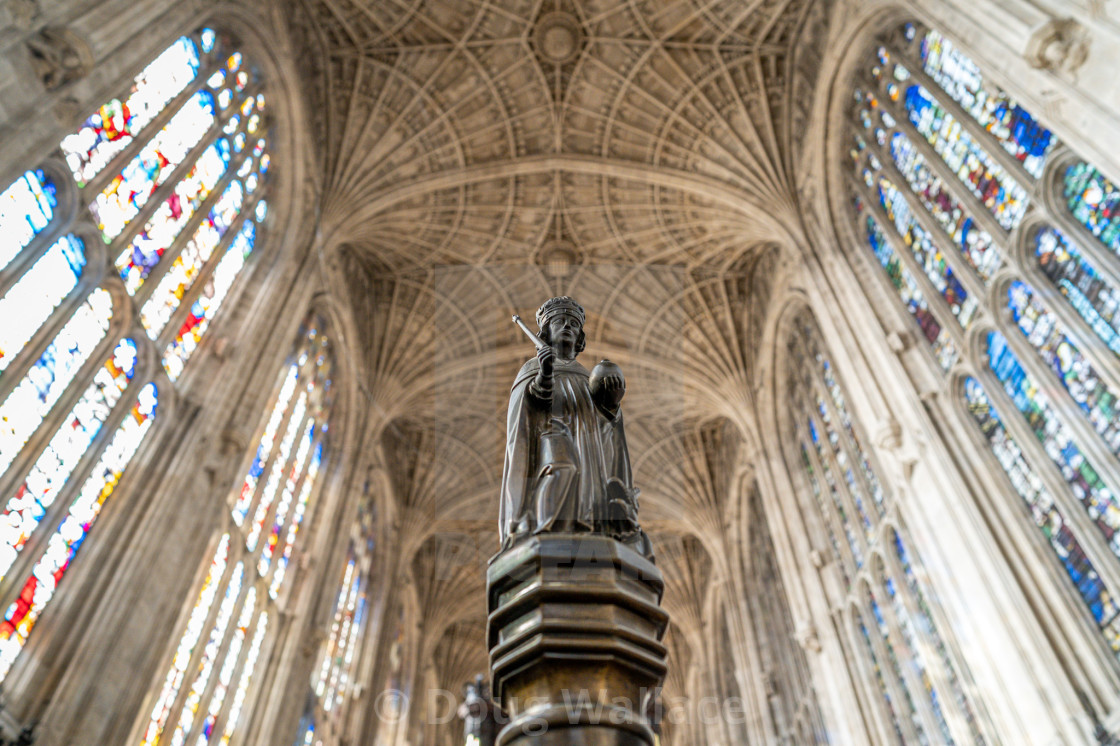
590;358;625;411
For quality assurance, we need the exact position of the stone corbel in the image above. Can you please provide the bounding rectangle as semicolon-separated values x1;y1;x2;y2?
1024;18;1090;77
875;417;920;482
795;622;821;653
26;26;93;91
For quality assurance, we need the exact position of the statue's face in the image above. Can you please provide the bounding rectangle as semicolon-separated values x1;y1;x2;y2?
547;313;581;347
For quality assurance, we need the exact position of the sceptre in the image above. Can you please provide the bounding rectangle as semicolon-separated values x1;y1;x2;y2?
512;315;547;350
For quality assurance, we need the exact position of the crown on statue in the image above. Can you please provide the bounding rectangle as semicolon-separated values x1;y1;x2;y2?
536;296;585;330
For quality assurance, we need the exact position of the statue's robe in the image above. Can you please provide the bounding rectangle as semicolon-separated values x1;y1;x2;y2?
499;355;632;546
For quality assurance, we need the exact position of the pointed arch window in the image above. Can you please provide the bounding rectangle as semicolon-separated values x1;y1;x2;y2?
0;18;272;699
140;319;335;746
788;315;986;745
847;20;1120;667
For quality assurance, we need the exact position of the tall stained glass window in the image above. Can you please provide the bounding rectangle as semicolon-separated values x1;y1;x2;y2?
0;26;269;687
789;314;986;745
141;320;335;745
848;21;1120;669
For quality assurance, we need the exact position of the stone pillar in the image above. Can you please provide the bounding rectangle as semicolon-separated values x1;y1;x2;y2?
486;534;668;746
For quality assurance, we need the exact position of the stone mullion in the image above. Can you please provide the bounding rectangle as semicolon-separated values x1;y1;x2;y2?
0;372;152;611
236;370;306;552
181;571;254;745
852;118;990;301
82;77;257;260
1043;176;1120;303
160;551;243;744
845;606;903;746
804;376;878;559
885;45;1037;189
1014;257;1120;400
79;43;225;199
129;101;263;311
232;602;281;746
152;181;267;354
0;162;81;299
880;528;983;746
859;583;925;746
0;286;123;502
265;428;327;609
849;172;971;345
248;405;313;579
869;558;953;746
991;302;1120;540
799;333;889;523
793;388;862;582
207;591;267;746
973;359;1120;600
861;72;1011;247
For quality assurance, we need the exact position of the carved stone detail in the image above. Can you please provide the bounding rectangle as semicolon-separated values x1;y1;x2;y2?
26;26;93;91
1025;18;1090;75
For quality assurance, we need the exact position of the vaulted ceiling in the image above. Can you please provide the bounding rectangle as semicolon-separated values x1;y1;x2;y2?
280;0;832;733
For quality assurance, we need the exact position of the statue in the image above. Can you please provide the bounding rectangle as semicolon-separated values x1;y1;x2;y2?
500;296;652;558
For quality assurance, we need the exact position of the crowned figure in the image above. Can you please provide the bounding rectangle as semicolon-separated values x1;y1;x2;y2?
500;297;651;557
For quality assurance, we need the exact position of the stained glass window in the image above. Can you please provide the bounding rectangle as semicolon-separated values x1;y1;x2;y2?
1035;226;1120;357
851;20;1120;673
0;170;57;272
143;321;334;745
790;315;984;744
964;377;1120;647
0;235;85;375
0;24;272;694
1065;164;1120;255
1006;282;1120;454
856;200;958;370
918;30;1054;177
314;549;366;716
61;37;201;187
986;331;1120;554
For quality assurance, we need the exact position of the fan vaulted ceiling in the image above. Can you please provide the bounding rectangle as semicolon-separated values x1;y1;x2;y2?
281;0;830;728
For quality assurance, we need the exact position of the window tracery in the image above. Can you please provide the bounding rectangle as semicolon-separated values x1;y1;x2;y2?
0;24;269;691
788;315;985;744
847;20;1120;667
141;319;335;745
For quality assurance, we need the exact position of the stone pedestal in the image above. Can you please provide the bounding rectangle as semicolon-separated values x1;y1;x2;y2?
487;534;668;746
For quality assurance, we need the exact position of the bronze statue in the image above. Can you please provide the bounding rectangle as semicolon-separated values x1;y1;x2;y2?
500;297;652;557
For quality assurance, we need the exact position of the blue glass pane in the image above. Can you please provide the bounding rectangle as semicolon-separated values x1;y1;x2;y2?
874;174;977;326
0;171;57;273
1065;163;1120;255
1007;281;1120;455
904;82;1028;231
1036;226;1120;358
987;331;1120;555
917;32;1054;177
860;202;957;369
964;376;1120;642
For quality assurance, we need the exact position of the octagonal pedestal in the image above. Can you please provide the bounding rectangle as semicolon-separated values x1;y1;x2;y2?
487;534;668;746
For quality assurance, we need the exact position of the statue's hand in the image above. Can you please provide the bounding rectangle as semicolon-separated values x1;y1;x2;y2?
534;345;554;393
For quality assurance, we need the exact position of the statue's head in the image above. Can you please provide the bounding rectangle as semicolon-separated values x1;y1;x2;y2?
536;296;586;354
